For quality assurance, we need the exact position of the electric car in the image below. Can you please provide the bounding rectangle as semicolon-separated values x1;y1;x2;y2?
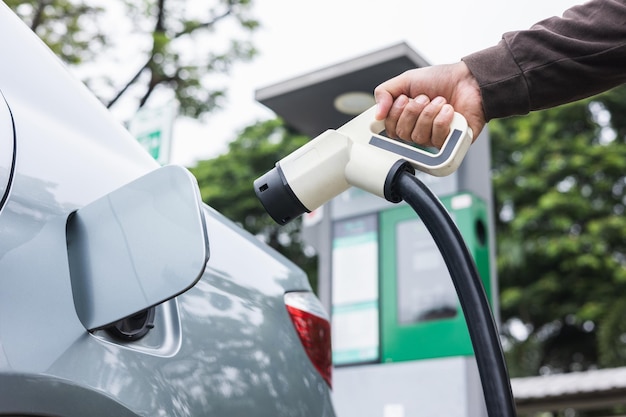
0;3;334;416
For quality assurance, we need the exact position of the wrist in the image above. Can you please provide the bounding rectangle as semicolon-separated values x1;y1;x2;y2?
455;61;481;99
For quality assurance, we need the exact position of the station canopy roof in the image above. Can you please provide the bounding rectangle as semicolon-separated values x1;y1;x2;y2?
255;42;429;138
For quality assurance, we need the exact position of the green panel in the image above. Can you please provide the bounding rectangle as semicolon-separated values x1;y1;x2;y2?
379;193;492;362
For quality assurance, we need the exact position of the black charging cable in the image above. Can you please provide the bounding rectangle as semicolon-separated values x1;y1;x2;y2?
393;168;517;417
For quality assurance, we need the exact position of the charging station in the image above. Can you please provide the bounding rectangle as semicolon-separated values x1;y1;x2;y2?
304;148;495;417
256;43;498;417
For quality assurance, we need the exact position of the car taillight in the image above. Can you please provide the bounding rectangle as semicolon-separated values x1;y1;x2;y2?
284;292;332;388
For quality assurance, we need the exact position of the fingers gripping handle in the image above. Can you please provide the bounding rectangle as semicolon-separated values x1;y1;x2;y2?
338;106;473;177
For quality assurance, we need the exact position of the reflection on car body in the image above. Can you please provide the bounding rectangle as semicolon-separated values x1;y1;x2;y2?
0;3;335;416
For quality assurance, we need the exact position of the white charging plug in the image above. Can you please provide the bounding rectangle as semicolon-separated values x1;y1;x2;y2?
254;106;473;225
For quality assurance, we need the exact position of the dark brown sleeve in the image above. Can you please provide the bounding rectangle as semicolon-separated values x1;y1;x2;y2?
462;0;626;121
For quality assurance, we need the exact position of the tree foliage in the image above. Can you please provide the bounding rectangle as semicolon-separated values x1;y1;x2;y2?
5;0;108;64
190;119;318;287
490;85;626;376
6;0;258;120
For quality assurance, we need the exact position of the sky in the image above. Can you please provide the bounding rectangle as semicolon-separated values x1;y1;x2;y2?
168;0;585;167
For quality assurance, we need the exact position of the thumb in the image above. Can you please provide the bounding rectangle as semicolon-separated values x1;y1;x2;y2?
373;90;393;120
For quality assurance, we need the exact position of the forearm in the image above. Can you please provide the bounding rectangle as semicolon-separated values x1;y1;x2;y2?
463;0;626;120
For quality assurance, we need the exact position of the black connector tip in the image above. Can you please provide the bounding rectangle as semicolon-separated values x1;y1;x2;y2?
253;165;309;225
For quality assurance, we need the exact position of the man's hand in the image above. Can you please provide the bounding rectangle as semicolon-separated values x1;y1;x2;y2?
374;61;486;148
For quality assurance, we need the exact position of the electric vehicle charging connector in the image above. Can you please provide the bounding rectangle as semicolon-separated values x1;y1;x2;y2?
254;106;473;225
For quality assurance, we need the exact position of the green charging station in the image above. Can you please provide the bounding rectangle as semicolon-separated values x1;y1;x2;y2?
319;151;497;417
380;193;492;363
329;191;493;367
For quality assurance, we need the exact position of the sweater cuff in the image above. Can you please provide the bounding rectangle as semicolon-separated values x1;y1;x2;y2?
462;40;531;120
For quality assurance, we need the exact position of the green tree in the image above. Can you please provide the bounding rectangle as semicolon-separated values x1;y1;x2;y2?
490;84;626;376
190;119;318;287
6;0;258;120
5;0;108;64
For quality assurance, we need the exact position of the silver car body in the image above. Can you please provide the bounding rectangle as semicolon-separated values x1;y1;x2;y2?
0;2;335;416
